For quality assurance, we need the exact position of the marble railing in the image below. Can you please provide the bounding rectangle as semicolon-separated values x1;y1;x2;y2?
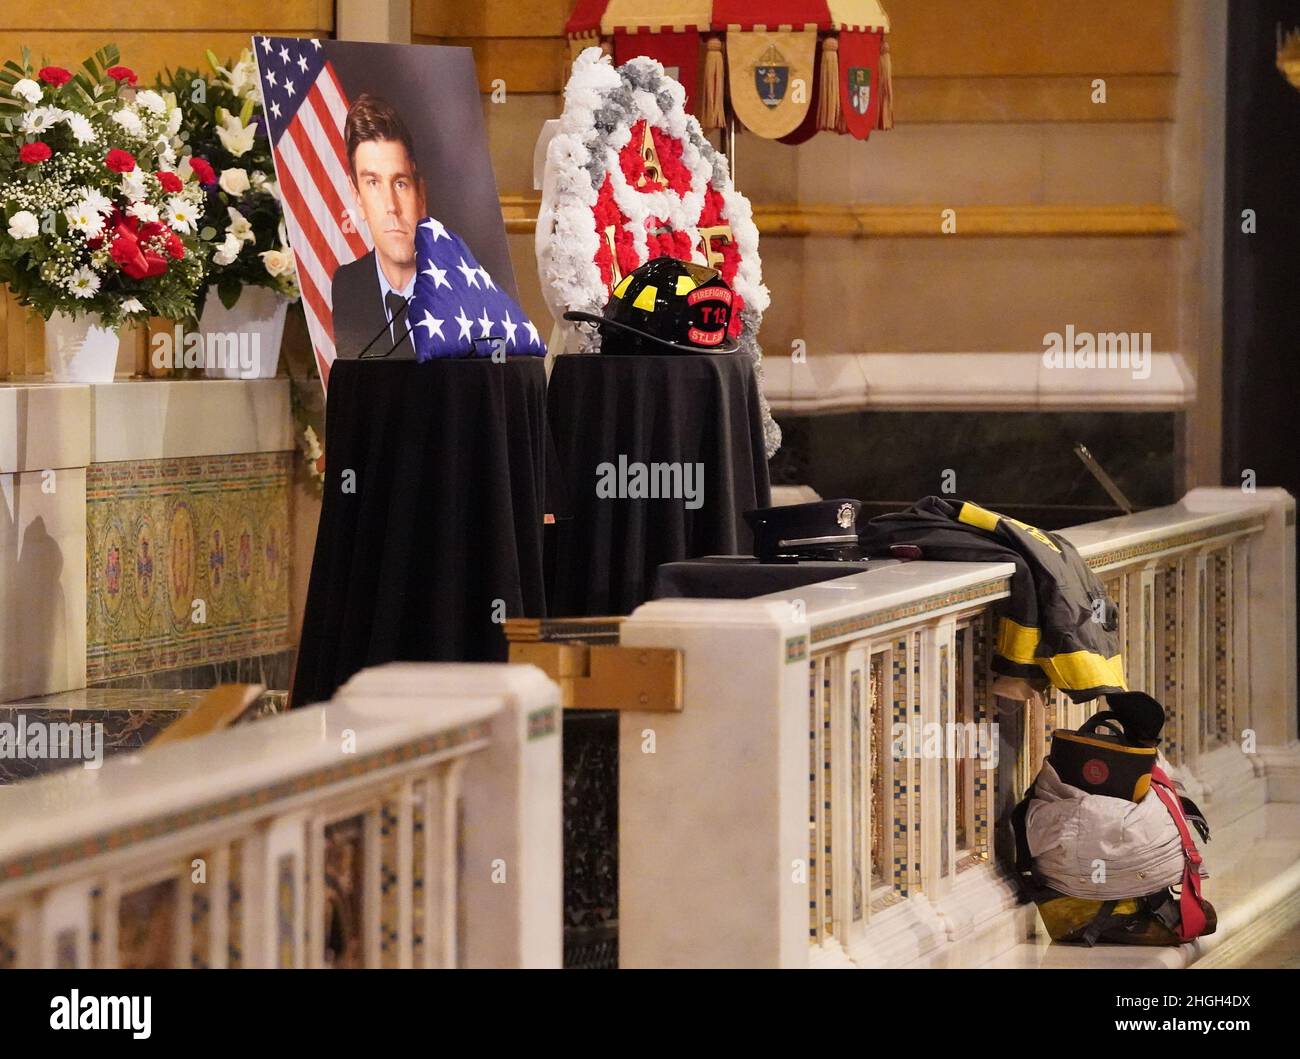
0;664;562;969
615;488;1296;968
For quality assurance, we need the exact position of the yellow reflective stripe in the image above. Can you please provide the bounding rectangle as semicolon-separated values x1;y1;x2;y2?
632;284;658;311
1051;731;1154;756
612;275;633;299
675;274;698;296
1037;651;1128;692
997;617;1040;665
957;502;1000;532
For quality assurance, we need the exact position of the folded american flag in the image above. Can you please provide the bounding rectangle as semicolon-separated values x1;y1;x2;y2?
409;218;545;360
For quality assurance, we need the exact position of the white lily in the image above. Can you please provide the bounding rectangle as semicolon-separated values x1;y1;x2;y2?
214;107;256;157
226;205;255;243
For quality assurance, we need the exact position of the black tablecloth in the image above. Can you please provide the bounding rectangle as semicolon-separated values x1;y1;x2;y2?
652;556;899;600
548;353;771;616
292;358;548;707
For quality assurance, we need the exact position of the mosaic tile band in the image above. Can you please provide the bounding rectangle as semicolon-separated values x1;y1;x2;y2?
86;452;293;683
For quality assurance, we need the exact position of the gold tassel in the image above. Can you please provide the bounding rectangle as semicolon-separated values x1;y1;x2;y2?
816;35;843;133
876;38;894;130
701;36;726;129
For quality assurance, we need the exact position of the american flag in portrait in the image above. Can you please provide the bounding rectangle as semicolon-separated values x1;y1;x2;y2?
253;36;370;384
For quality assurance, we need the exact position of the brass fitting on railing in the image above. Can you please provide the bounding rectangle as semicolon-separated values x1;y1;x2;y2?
505;617;683;712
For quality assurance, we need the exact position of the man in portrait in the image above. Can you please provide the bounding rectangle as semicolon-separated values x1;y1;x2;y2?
331;94;426;359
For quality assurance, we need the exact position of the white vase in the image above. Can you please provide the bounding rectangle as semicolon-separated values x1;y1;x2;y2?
199;285;289;380
44;311;121;383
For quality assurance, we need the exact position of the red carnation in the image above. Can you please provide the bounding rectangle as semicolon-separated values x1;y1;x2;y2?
19;141;51;164
38;66;72;87
104;148;136;173
166;232;184;259
156;171;183;193
188;156;216;185
106;65;138;86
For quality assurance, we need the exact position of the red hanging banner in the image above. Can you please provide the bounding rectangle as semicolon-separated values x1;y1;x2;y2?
614;29;702;116
838;29;883;140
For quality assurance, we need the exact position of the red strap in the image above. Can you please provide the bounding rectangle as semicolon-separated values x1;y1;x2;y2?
1149;764;1207;941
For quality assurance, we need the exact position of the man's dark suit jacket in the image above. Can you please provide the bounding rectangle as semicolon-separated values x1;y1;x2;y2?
331;249;415;360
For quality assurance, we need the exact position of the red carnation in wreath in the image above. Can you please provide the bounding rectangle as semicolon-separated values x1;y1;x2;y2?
156;171;183;193
19;142;51;164
104;148;136;173
106;65;138;85
37;66;72;87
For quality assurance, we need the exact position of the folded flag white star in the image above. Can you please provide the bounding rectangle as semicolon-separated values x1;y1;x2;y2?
410;219;545;360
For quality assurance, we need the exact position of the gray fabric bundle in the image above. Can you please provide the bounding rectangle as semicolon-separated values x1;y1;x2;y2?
1025;757;1208;900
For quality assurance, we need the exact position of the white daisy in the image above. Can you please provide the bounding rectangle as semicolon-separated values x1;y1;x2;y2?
164;195;198;233
19;106;59;134
82;188;113;215
127;201;160;224
64;201;105;239
67;267;101;299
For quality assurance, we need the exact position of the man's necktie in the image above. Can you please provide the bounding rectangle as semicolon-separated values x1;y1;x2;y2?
385;291;408;347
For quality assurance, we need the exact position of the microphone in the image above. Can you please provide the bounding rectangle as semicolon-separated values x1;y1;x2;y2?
357;295;415;360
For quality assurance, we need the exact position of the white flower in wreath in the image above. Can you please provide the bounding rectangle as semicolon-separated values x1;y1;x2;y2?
212;232;243;267
215;110;256;158
127;200;160;224
165;106;183;138
82;188;113;216
225;205;254;243
7;209;39;240
134;89;167;115
11;78;41;105
219;167;251;197
67;267;101;299
63;110;97;145
111;106;146;138
164;195;199;233
119;168;149;203
543;46;780;455
121;297;146;315
65;200;106;239
19;106;59;134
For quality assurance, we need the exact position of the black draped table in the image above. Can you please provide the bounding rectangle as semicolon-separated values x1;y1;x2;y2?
547;352;771;617
653;556;900;600
292;358;548;707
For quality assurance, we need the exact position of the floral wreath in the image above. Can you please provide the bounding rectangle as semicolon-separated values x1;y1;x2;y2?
537;47;780;457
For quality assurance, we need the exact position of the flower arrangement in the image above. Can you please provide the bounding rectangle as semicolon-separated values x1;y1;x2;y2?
157;49;297;312
0;46;206;327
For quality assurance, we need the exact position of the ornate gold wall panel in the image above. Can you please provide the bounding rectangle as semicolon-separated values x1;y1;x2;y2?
86;452;292;683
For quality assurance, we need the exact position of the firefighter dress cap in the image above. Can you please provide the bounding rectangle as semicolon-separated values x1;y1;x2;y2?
564;257;741;355
744;499;864;563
